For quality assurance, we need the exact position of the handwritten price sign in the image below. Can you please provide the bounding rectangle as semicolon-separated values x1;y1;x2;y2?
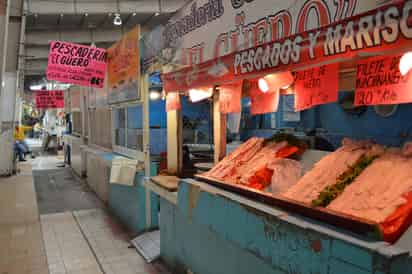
250;81;279;115
355;55;412;106
35;90;65;109
166;92;181;112
294;63;339;111
219;83;242;114
46;41;107;88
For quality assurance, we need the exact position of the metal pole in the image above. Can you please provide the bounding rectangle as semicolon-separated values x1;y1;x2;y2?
142;73;152;230
0;0;10;127
15;7;27;126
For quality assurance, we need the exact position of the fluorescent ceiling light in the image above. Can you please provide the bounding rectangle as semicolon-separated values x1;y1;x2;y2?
30;82;71;91
30;84;44;91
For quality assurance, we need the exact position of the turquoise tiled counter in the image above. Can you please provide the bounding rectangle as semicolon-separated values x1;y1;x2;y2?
109;169;159;234
85;149;159;234
159;179;412;274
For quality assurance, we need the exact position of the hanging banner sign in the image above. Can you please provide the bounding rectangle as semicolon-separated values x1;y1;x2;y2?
219;82;242;114
35;90;65;109
250;82;279;115
0;0;5;15
163;1;412;93
46;41;107;88
355;54;412;106
166;92;181;112
107;26;141;104
295;63;339;111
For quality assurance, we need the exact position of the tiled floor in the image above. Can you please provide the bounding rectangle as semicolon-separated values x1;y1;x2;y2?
74;209;148;274
0;157;171;274
0;163;49;274
41;213;102;274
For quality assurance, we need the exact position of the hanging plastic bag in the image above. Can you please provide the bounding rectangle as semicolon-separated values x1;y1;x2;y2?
268;158;302;194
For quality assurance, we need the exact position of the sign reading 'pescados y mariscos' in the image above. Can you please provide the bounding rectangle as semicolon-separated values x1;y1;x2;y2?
47;41;107;88
234;1;412;75
163;1;412;92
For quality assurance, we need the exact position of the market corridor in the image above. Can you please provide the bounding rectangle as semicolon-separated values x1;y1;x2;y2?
0;156;169;274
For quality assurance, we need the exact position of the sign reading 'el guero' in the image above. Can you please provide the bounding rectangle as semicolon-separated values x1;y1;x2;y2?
46;41;107;88
35;90;65;109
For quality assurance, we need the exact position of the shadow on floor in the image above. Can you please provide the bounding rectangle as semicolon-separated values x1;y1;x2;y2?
33;167;105;214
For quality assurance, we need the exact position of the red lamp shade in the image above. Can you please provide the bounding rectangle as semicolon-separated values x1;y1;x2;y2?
258;71;294;93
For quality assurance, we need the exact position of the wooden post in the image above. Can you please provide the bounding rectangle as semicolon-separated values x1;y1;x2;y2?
167;107;182;175
142;74;150;177
213;91;227;164
163;64;182;176
141;73;152;230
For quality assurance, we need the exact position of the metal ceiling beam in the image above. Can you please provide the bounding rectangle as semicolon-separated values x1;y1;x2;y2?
26;0;186;15
25;28;123;46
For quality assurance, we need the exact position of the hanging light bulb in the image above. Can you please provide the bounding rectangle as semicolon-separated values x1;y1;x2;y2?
258;71;294;93
155;0;161;16
258;78;270;93
149;90;161;101
113;13;122;26
399;52;412;76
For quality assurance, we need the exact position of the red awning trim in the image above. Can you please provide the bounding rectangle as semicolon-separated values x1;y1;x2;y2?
162;0;412;93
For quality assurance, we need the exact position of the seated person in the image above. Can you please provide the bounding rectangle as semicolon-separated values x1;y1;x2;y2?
14;124;33;160
14;142;26;162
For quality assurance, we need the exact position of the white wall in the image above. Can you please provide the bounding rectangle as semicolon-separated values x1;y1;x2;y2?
0;72;17;122
0;72;17;175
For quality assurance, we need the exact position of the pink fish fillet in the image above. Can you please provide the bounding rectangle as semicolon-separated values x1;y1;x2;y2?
203;137;264;181
238;141;288;185
328;151;412;223
282;143;369;204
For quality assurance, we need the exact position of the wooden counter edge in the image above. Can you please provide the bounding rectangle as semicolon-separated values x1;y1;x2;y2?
143;177;178;205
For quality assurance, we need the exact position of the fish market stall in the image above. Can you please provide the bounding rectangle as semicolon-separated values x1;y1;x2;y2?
146;0;412;273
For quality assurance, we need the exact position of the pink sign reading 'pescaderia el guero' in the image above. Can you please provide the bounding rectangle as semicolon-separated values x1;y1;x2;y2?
46;41;107;88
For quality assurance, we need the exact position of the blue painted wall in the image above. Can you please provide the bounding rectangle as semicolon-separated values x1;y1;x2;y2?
159;180;412;274
108;160;159;234
143;88;412;151
241;92;412;148
127;101;167;129
315;94;412;147
125;96;212;155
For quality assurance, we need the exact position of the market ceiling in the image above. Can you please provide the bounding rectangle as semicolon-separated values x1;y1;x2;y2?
24;0;189;86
